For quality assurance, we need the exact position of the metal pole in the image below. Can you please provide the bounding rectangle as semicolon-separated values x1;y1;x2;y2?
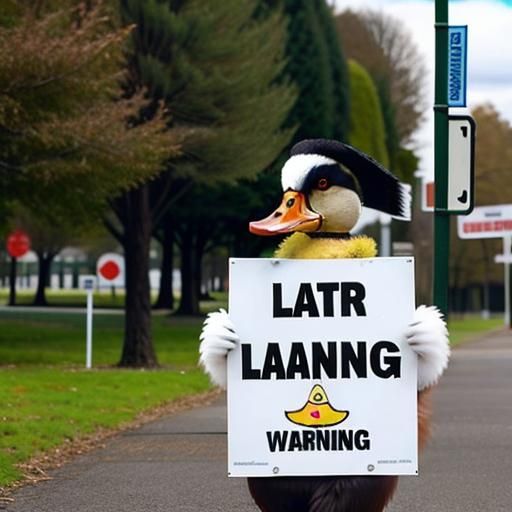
504;236;511;328
379;214;391;257
433;0;450;316
86;290;93;369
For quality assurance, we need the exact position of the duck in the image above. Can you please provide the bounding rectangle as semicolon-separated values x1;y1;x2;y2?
199;139;450;512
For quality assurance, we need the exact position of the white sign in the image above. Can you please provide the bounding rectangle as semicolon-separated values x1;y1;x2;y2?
96;253;125;288
495;254;512;264
227;258;417;478
458;204;512;239
81;275;96;291
447;115;475;213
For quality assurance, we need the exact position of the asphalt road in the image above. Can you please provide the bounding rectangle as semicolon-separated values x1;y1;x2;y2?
7;329;512;512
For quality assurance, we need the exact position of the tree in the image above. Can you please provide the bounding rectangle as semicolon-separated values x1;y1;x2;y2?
336;8;425;281
109;0;295;362
8;204;77;305
0;2;182;212
336;9;427;146
167;0;354;316
347;59;388;166
335;9;426;180
277;0;349;142
1;0;184;340
313;0;350;141
152;218;175;310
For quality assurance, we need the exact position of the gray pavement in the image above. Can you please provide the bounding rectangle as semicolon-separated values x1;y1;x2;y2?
7;329;512;511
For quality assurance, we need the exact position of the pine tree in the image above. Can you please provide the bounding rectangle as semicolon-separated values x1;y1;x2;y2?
279;0;330;140
271;0;350;142
313;0;350;141
167;0;353;315
111;0;295;359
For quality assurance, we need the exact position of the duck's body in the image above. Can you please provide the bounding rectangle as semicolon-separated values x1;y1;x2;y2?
247;233;431;512
199;139;448;512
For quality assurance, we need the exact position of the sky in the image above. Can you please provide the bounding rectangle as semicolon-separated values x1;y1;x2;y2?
332;0;512;181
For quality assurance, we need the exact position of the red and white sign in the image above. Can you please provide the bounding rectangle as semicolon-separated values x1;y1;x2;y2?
96;253;124;287
6;230;31;258
457;204;512;239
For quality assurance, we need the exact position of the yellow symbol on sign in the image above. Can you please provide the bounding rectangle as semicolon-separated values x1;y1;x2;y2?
285;384;349;428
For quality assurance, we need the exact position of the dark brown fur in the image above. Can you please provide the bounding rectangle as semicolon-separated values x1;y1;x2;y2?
247;388;433;512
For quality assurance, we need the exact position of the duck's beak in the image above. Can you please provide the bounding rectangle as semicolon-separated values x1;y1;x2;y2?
249;191;322;236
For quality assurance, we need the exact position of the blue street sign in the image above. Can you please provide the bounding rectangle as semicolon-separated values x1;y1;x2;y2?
447;26;468;107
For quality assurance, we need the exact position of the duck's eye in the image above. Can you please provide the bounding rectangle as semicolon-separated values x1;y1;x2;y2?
317;178;329;190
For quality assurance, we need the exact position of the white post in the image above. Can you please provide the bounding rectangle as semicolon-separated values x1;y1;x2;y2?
379;214;392;257
86;289;93;369
504;236;511;327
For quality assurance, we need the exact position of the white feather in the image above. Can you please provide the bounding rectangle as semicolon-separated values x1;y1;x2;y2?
396;182;412;221
406;305;450;390
281;154;337;191
198;309;239;389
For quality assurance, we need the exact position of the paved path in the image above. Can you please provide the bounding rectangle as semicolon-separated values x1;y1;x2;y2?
7;330;512;511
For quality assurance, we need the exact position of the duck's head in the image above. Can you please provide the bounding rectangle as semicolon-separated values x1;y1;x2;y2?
249;139;411;237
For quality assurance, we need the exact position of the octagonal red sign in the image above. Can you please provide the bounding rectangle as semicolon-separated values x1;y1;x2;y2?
99;260;121;280
96;253;124;286
6;230;30;258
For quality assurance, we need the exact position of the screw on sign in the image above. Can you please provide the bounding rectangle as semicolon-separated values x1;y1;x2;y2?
99;260;121;281
7;230;30;258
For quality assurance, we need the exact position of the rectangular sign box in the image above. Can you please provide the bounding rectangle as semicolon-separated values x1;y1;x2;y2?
458;204;512;239
227;258;417;478
448;26;468;107
447;115;475;214
422;115;475;214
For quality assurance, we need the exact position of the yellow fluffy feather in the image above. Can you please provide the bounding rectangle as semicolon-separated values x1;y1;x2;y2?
274;232;377;260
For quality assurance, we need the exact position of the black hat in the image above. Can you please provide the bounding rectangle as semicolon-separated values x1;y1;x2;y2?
290;139;411;220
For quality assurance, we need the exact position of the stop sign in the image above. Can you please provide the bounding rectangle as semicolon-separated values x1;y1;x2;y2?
96;253;124;287
6;230;30;258
99;260;121;280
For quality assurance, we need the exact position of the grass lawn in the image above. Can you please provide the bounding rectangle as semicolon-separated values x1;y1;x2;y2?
0;288;127;308
448;314;504;346
0;310;212;487
0;297;504;488
0;288;228;311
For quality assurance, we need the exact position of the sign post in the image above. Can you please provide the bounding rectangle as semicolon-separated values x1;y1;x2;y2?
433;0;450;315
81;275;96;369
434;7;472;315
502;237;512;328
494;236;512;326
228;258;417;477
458;204;512;327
